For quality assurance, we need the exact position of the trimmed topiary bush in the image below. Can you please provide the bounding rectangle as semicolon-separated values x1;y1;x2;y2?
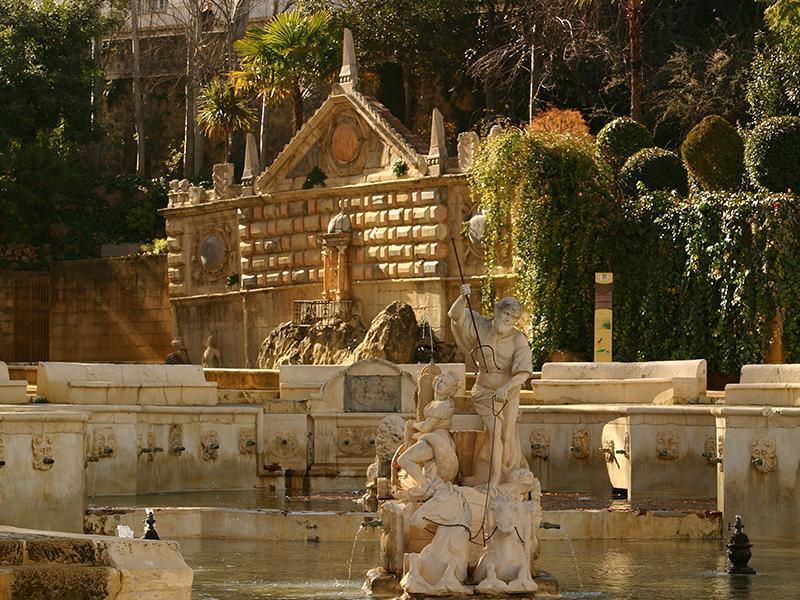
744;116;800;192
596;117;654;172
681;115;744;191
619;148;689;198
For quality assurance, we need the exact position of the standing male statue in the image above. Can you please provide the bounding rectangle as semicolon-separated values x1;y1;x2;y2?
448;284;532;489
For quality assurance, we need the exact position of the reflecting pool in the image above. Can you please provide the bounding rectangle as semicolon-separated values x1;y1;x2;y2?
181;537;800;600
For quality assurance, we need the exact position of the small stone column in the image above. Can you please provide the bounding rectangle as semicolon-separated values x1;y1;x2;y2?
336;243;351;301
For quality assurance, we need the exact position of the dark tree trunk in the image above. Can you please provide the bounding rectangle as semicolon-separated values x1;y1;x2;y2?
627;0;643;121
291;83;303;133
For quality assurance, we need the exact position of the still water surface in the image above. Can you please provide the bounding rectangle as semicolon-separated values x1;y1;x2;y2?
181;537;800;600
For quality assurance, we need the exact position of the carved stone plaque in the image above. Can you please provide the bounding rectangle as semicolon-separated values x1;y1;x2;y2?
331;122;360;164
344;375;401;412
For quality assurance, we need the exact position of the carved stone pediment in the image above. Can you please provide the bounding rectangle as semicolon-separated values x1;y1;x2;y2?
256;93;428;193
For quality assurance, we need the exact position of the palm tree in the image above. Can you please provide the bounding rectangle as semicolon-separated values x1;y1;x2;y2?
231;11;339;134
576;0;644;121
196;77;257;162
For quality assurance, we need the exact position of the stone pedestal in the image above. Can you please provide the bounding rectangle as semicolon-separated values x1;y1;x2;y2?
713;406;800;540
600;407;716;500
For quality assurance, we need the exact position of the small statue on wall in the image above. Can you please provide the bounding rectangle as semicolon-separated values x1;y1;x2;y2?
202;334;221;368
165;339;191;365
363;415;405;509
32;434;55;470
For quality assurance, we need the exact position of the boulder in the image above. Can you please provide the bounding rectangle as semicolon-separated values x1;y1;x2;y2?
257;318;367;368
353;301;418;364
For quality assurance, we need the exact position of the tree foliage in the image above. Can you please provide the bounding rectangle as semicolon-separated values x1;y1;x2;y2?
619;147;688;198
232;10;339;133
197;77;257;160
681;115;744;192
744;116;800;193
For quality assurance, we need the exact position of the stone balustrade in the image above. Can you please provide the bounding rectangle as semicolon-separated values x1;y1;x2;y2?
0;361;27;404
724;363;800;405
533;359;707;405
37;362;218;406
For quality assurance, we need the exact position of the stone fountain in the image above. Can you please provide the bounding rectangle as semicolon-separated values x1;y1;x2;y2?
364;285;558;598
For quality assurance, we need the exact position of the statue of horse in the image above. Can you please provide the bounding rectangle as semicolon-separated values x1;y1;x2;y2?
400;484;473;596
472;495;538;594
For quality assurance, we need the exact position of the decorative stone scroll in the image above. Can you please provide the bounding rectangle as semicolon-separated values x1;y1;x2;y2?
529;429;550;459
32;434;54;471
268;434;300;461
570;428;590;459
238;428;257;455
750;437;776;473
336;427;375;457
92;428;116;459
200;431;220;462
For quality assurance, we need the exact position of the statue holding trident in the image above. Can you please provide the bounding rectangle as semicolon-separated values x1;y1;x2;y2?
448;278;533;491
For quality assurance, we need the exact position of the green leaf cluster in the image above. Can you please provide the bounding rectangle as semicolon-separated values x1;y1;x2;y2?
471;126;800;375
470;128;615;364
619;148;689;198
596;118;654;173
681;116;745;192
744;116;800;193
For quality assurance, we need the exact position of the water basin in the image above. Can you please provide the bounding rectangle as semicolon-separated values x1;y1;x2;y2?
181;538;800;599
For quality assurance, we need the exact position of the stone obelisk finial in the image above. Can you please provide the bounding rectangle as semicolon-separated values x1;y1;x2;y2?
338;28;359;92
426;108;448;176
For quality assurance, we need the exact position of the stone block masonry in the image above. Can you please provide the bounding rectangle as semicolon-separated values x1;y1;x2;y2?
238;187;451;289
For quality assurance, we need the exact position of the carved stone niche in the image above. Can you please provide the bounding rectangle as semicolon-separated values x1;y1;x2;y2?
656;431;680;461
569;428;590;460
0;437;5;468
92;428;116;459
529;429;550;459
336;427;376;457
268;433;301;461
326;111;368;176
238;428;257;455
32;434;54;471
191;225;232;284
717;434;725;472
320;359;416;413
201;430;220;461
750;437;777;473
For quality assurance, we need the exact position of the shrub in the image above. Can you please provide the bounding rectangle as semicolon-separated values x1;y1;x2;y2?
529;108;590;138
681;116;744;191
744;116;800;192
470;128;615;364
596;117;654;172
619;148;689;198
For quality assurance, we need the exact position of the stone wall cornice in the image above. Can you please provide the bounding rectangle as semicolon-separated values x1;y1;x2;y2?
160;174;469;217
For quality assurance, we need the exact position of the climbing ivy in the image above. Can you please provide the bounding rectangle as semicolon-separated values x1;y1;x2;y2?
470;127;800;375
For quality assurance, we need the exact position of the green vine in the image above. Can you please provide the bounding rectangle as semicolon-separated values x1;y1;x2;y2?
470;126;800;375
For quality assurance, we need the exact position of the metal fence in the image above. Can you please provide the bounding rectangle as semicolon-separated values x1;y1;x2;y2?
292;300;354;325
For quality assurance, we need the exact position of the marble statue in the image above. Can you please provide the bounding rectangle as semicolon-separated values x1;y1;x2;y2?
201;334;221;368
448;285;533;490
399;484;473;596
473;495;538;594
365;289;547;598
394;371;460;499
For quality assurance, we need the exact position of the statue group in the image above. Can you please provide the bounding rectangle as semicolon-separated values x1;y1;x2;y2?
370;285;543;598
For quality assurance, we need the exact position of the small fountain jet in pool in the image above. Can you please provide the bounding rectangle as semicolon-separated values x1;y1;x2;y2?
726;515;755;575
